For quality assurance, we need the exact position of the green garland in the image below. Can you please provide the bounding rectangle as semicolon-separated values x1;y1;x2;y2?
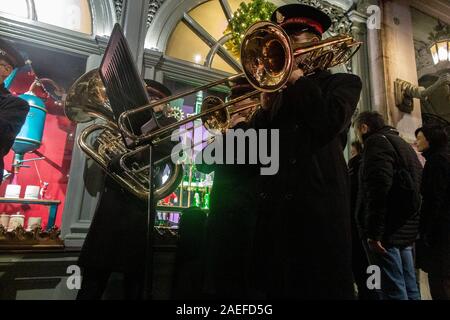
224;0;277;59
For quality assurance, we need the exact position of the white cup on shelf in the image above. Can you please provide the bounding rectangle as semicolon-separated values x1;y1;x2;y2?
24;185;40;199
27;217;42;231
0;213;10;228
5;184;21;199
8;213;25;231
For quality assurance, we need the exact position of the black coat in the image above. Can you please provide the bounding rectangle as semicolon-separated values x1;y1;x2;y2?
78;175;147;274
250;70;362;299
0;83;29;181
356;126;422;246
196;121;260;299
417;147;450;277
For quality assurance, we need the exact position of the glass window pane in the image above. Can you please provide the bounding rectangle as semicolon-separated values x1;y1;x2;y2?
166;21;211;65
430;44;439;65
437;41;449;62
212;54;236;73
0;0;29;19
34;0;92;34
189;0;227;41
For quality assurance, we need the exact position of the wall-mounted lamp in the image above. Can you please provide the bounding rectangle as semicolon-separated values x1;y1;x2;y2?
430;39;450;65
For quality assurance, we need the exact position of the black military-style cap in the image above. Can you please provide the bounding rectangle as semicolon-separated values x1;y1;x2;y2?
271;4;332;37
0;38;25;68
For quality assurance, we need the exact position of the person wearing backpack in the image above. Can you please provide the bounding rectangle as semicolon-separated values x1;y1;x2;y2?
353;111;423;300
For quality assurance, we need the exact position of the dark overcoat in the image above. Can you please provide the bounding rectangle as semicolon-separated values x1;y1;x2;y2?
196;121;260;299
249;70;362;299
417;147;450;277
78;175;148;274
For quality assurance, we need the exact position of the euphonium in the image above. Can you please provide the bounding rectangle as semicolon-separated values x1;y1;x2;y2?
64;69;183;201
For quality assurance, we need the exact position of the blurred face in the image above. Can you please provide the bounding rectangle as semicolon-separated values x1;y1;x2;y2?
0;59;13;83
354;124;369;143
289;31;320;46
416;131;430;152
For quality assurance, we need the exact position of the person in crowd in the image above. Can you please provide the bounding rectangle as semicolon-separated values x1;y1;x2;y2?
354;111;422;300
77;80;173;300
249;3;362;299
196;77;260;299
415;125;450;300
349;140;377;300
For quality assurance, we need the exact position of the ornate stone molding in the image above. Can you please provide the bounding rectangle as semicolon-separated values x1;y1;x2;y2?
297;0;354;72
114;0;165;29
147;0;165;29
297;0;353;36
414;40;434;74
114;0;124;22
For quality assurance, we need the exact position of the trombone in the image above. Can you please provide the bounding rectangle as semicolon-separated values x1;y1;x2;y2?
117;21;361;147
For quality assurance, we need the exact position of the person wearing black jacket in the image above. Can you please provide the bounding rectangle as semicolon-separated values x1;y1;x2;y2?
415;125;450;300
196;78;260;299
349;141;377;300
0;38;29;183
77;80;174;300
249;4;362;299
354;111;422;300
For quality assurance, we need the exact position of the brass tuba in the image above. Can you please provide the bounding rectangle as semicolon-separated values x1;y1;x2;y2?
64;69;183;201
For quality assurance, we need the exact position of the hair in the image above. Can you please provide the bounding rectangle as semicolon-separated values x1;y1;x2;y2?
353;111;385;132
415;125;448;150
351;140;363;154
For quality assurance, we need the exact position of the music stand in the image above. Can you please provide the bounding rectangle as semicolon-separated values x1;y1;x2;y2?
98;23;158;300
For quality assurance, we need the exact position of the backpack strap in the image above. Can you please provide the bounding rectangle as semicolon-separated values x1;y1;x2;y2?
381;134;408;170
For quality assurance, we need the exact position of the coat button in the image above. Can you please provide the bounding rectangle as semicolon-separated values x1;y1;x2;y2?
284;193;293;200
260;192;267;199
289;158;297;165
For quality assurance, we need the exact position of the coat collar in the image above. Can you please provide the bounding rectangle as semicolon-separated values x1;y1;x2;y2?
363;126;399;142
0;82;10;95
422;146;448;160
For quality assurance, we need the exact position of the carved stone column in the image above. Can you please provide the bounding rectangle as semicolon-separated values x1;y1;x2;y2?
61;54;104;247
380;0;422;142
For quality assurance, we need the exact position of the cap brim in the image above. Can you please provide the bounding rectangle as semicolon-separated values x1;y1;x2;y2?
0;38;25;68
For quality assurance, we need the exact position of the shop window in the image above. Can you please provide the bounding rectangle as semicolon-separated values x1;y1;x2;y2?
0;0;92;34
0;39;87;245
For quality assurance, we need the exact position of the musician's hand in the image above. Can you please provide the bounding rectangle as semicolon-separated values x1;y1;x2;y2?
229;113;246;128
367;239;387;255
288;67;305;85
261;92;280;110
